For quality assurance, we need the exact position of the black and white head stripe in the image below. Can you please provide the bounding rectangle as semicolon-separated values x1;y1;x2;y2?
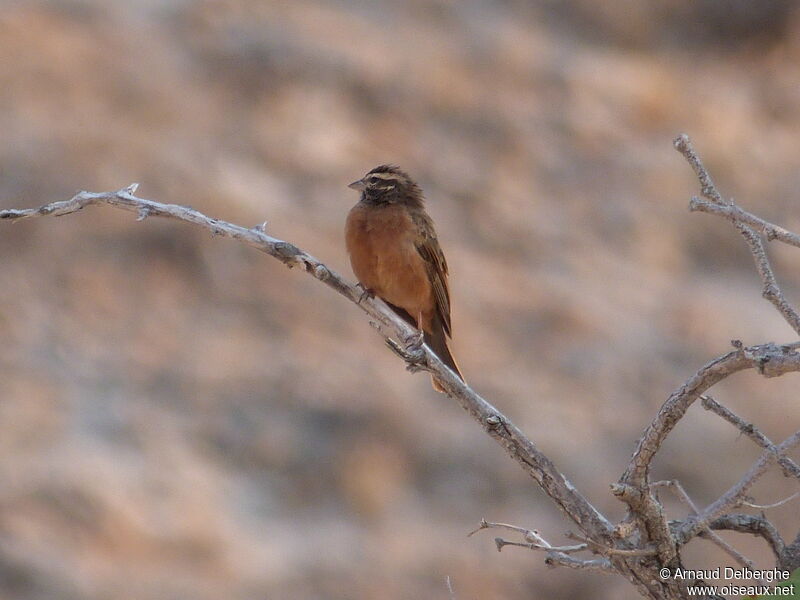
353;164;425;206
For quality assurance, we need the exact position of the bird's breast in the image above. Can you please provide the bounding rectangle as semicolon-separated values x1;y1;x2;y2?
345;203;432;315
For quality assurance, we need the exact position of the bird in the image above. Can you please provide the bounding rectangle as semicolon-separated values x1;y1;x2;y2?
345;164;463;392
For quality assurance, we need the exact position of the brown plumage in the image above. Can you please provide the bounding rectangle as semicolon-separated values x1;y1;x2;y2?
345;165;463;392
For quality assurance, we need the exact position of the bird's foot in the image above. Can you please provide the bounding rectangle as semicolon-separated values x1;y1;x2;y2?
356;284;375;305
406;329;425;355
385;329;427;373
403;329;427;373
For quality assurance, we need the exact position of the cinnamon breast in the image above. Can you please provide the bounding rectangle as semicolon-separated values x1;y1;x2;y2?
345;202;433;321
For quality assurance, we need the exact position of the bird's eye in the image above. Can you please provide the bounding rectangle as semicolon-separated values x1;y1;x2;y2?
367;176;380;184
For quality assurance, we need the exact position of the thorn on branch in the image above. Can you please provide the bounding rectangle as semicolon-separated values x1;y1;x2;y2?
253;221;268;233
136;207;150;221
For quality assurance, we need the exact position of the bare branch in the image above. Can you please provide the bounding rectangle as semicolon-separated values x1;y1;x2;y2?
620;133;800;564
563;531;657;557
701;395;800;480
543;553;614;573
492;536;614;573
472;521;615;574
620;342;800;491
468;519;540;542
679;431;800;542
614;339;800;571
653;480;755;570
689;197;800;249
675;134;800;336
741;492;800;510
493;537;588;554
735;225;800;335
471;520;588;553
706;514;785;561
673;134;726;206
470;518;658;571
0;186;615;543
782;532;800;571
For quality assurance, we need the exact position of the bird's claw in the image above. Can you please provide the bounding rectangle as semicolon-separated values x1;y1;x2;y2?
385;329;427;373
407;329;425;354
356;284;375;305
402;330;426;373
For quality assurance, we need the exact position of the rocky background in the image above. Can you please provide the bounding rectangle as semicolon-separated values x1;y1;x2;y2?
1;1;799;598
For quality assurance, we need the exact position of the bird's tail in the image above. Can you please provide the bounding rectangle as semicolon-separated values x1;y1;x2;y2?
424;313;464;393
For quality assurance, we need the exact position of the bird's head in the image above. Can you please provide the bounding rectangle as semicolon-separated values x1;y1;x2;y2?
348;165;424;207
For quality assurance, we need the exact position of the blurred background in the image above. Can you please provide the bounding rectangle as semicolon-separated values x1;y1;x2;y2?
1;1;799;598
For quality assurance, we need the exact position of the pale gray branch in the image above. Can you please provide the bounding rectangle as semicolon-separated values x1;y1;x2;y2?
701;395;800;480
679;431;800;542
612;134;800;573
736;225;800;336
652;480;755;570
689;197;800;249
741;492;800;510
705;514;784;561
563;531;657;557
673;134;726;206
619;341;800;510
675;134;800;336
0;186;614;544
473;521;615;573
782;532;800;572
543;552;614;573
622;343;800;494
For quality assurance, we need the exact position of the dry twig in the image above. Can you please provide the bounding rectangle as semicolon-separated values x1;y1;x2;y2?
679;431;800;542
652;480;755;570
675;134;800;335
470;520;614;573
700;395;800;480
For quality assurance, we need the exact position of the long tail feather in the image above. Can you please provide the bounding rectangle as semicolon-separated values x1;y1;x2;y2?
424;313;463;392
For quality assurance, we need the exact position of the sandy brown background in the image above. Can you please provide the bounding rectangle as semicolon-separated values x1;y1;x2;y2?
1;1;799;598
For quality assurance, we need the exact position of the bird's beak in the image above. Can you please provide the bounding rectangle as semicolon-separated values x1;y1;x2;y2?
348;178;366;191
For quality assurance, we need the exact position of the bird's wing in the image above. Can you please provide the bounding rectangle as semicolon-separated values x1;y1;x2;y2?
412;212;452;337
